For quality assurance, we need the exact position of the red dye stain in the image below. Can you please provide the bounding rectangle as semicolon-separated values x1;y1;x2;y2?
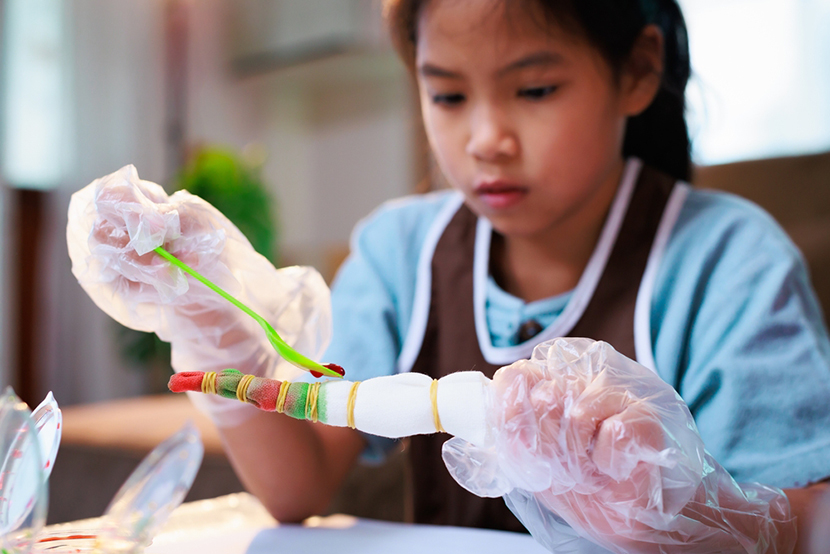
38;534;97;543
324;363;346;377
45;460;51;469
311;364;345;378
169;372;207;393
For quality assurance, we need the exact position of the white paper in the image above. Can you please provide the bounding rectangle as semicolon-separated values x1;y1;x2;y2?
323;371;489;446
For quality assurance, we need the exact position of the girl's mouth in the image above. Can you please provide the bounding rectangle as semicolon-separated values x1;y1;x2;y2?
474;180;529;210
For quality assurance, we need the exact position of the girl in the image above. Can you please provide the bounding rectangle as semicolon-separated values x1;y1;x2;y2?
313;0;830;533
74;0;830;551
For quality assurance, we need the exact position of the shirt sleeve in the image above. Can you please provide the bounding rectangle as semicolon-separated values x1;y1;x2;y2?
323;192;456;460
653;190;830;488
325;227;402;384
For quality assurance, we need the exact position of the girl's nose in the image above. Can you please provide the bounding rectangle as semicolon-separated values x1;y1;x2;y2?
465;107;519;162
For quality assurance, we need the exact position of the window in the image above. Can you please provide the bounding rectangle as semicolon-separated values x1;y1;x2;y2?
679;0;830;164
1;0;66;188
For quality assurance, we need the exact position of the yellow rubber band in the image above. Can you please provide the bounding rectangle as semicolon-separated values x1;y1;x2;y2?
202;372;217;396
306;382;321;423
237;374;255;403
276;381;289;414
430;379;446;433
346;381;361;429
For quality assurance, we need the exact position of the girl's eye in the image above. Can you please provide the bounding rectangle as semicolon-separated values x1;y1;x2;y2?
431;93;466;106
518;85;558;100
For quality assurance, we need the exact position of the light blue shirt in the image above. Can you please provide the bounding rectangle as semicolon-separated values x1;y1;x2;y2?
324;187;830;488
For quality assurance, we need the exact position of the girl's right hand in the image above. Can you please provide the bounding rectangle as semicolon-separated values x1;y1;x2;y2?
68;165;333;425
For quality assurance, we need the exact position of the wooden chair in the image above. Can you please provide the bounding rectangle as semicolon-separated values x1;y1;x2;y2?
695;151;830;317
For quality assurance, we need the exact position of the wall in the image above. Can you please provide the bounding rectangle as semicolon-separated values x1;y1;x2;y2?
43;0;169;404
185;0;417;273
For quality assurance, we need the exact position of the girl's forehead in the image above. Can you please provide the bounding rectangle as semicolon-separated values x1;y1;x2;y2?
416;0;582;66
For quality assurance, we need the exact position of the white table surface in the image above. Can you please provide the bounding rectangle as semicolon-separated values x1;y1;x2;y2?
44;493;549;554
148;518;550;554
147;494;549;554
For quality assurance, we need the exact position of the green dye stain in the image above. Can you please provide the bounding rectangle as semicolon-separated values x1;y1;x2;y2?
216;369;243;400
317;384;328;423
284;382;308;420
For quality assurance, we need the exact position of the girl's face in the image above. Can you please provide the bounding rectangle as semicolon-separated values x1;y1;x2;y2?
416;0;650;240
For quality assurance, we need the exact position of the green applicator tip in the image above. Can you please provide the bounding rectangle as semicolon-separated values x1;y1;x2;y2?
153;246;344;379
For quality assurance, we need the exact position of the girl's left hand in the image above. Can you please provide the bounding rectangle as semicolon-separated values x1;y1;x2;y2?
442;338;796;554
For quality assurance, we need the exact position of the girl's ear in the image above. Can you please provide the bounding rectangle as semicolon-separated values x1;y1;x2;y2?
620;25;664;117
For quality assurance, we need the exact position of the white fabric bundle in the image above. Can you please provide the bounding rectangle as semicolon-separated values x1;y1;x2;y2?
321;371;490;447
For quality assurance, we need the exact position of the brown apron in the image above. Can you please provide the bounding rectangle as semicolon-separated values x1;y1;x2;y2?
407;165;677;532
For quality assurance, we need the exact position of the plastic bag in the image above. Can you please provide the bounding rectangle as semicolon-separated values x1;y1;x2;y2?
67;165;332;424
443;338;796;553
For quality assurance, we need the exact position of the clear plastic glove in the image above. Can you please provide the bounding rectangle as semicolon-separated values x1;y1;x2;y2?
67;165;332;426
443;338;796;554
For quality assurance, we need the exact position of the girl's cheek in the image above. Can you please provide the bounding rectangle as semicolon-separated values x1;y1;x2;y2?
425;118;460;166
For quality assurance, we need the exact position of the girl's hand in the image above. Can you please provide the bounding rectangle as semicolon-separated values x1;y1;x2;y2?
443;338;796;553
68;165;333;426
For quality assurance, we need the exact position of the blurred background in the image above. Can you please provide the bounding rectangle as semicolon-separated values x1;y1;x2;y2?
0;0;828;523
0;0;424;406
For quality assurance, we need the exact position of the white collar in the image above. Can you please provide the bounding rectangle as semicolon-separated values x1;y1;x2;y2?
472;158;644;364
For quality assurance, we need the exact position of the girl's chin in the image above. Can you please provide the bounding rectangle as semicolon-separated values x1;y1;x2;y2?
484;216;551;239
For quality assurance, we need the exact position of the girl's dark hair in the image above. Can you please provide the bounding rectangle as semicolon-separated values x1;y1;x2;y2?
383;0;692;182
